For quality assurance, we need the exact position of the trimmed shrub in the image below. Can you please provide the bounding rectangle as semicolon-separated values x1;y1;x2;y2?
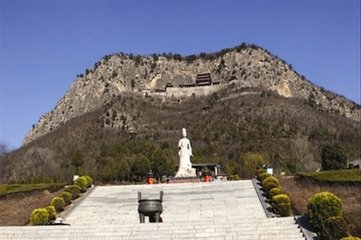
50;197;65;212
272;194;291;217
262;176;280;192
60;191;72;205
46;205;56;221
64;185;81;199
307;192;343;238
272;194;290;204
258;172;270;182
74;176;88;193
83;175;93;188
263;181;280;193
276;202;291;216
230;175;240;180
323;216;349;240
30;208;49;225
262;176;279;186
269;187;283;198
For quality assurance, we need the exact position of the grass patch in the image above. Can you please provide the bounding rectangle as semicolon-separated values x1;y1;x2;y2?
297;169;361;183
0;183;66;197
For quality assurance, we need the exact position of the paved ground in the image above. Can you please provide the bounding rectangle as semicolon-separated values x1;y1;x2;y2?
0;180;306;239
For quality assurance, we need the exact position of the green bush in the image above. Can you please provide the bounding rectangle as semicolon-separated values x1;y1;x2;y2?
60;191;72;205
341;237;361;240
74;176;88;193
323;216;349;240
276;202;291;216
258;172;270;182
83;175;93;187
256;168;265;178
262;176;280;192
269;187;283;198
50;197;65;212
45;205;56;220
30;208;49;225
272;194;290;204
263;181;280;193
321;143;347;170
307;192;343;238
272;194;291;217
262;176;279;186
64;185;81;199
230;175;240;180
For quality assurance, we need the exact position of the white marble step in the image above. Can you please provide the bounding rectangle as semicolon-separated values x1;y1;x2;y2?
0;224;304;240
0;181;305;240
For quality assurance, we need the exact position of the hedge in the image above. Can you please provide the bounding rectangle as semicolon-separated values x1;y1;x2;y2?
258;172;270;182
257;175;292;217
74;176;88;193
272;194;291;217
276;202;291;217
341;237;361;240
30;208;49;225
269;187;283;198
45;205;56;221
50;197;65;212
263;181;280;193
60;191;72;205
262;176;279;186
83;175;93;188
272;194;290;204
64;185;81;199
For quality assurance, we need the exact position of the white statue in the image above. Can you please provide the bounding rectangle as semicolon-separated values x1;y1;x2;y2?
175;128;196;177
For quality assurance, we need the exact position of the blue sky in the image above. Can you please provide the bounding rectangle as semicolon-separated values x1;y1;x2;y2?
1;0;360;149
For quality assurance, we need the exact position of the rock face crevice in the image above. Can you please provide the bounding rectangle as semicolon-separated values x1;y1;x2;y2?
23;44;360;145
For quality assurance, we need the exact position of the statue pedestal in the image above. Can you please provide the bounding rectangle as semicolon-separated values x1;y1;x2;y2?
175;167;197;178
168;176;201;184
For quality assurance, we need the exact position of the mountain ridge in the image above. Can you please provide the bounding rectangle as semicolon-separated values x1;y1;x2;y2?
23;43;360;145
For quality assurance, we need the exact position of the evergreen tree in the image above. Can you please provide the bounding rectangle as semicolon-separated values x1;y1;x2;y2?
150;149;175;179
321;143;347;170
132;154;151;181
70;149;84;175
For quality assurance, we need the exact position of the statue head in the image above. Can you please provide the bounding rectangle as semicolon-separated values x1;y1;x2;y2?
182;128;187;137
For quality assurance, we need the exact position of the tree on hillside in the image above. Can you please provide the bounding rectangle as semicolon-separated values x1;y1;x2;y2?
240;153;268;178
132;154;151;181
150;149;175;179
0;142;10;179
70;149;84;175
0;142;9;157
321;143;347;170
96;156;117;182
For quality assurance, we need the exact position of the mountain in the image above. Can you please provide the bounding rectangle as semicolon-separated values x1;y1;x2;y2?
23;43;360;145
1;43;360;183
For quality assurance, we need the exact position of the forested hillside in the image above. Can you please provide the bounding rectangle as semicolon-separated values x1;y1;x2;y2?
1;84;359;183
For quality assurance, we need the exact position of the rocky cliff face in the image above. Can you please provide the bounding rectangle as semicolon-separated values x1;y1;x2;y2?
23;44;360;145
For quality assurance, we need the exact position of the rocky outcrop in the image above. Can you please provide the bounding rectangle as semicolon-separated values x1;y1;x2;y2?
23;44;360;145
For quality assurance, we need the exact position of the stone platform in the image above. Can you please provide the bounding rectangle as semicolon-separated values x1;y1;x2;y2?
168;176;201;183
0;180;306;240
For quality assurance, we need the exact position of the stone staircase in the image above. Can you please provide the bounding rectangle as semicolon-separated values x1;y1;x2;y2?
0;180;306;239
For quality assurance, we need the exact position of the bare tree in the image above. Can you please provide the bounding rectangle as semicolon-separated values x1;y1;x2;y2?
0;142;9;158
0;142;10;181
293;134;314;170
